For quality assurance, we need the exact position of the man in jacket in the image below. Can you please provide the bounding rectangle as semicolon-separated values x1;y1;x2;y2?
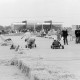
62;28;68;45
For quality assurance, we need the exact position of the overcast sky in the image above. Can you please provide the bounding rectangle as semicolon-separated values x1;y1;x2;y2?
0;0;80;26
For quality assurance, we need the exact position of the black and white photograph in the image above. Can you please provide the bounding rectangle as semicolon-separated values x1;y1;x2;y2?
0;0;80;80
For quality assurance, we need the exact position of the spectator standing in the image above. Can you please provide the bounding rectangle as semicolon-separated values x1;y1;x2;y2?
57;29;62;41
62;28;68;45
75;29;80;43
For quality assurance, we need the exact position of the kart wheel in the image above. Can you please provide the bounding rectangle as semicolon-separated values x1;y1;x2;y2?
25;45;27;48
51;46;54;49
51;45;54;49
35;44;36;47
62;46;64;49
51;46;52;49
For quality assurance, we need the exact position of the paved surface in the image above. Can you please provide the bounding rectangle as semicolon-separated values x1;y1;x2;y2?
0;36;27;80
0;35;80;80
8;35;80;78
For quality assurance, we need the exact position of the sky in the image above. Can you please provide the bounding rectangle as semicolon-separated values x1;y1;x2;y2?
0;0;80;27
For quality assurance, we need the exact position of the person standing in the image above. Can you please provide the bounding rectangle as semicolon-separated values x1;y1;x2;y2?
57;29;62;41
75;29;80;43
62;28;68;45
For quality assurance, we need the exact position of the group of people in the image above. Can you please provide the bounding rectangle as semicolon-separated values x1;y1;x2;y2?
0;28;76;50
57;27;80;45
57;28;68;45
21;28;69;46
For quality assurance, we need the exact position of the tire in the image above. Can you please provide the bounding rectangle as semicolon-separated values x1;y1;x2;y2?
62;45;64;49
35;44;36;47
51;46;54;49
51;45;53;49
25;45;27;48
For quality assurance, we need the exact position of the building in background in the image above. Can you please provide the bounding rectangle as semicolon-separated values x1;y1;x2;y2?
11;20;63;33
35;21;63;32
11;21;27;33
